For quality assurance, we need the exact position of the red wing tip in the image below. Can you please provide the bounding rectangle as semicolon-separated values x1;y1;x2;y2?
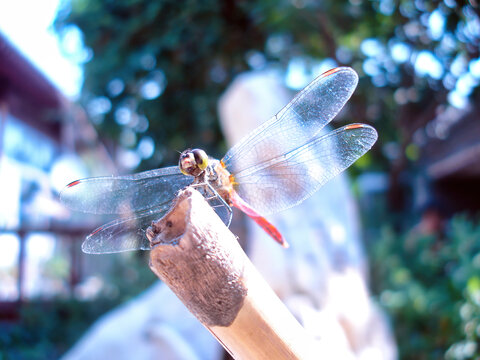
90;226;103;236
67;180;81;188
345;124;366;130
321;67;341;77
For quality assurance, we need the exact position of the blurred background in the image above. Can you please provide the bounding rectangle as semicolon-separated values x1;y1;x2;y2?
1;0;480;359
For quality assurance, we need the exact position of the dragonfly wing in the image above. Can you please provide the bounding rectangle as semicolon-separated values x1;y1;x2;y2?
82;205;172;254
206;191;233;227
192;183;233;227
60;166;192;214
222;67;358;174
231;124;378;215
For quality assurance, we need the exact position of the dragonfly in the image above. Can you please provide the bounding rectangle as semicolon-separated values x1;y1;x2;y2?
60;67;377;254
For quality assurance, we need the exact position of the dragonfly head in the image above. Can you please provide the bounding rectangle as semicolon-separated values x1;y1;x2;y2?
179;148;208;177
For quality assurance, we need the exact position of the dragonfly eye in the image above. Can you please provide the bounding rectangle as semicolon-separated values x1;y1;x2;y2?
179;148;208;176
192;149;208;171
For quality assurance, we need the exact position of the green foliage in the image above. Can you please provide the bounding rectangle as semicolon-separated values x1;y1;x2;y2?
0;299;115;360
56;0;271;168
105;252;157;303
55;0;480;178
369;215;480;359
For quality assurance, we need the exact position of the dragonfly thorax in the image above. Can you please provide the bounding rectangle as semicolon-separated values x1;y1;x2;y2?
179;148;208;177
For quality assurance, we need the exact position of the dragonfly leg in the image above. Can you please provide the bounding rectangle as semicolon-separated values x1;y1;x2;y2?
190;182;233;227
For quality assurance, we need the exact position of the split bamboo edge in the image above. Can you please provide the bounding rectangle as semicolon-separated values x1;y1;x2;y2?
147;187;322;360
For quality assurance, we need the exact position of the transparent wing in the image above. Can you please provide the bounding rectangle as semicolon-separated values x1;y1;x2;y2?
222;67;358;174
81;187;233;254
193;184;233;227
60;166;192;214
231;124;378;215
82;205;172;254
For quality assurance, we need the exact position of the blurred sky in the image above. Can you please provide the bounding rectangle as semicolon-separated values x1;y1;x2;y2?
0;0;82;98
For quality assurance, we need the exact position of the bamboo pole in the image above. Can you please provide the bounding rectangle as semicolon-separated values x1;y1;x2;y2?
148;188;321;360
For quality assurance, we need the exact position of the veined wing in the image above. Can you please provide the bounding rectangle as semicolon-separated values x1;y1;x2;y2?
81;189;234;254
60;166;192;214
81;205;171;254
222;67;358;175
231;124;377;215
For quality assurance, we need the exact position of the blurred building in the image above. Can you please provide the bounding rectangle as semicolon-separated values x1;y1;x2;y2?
0;32;113;312
418;105;480;216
